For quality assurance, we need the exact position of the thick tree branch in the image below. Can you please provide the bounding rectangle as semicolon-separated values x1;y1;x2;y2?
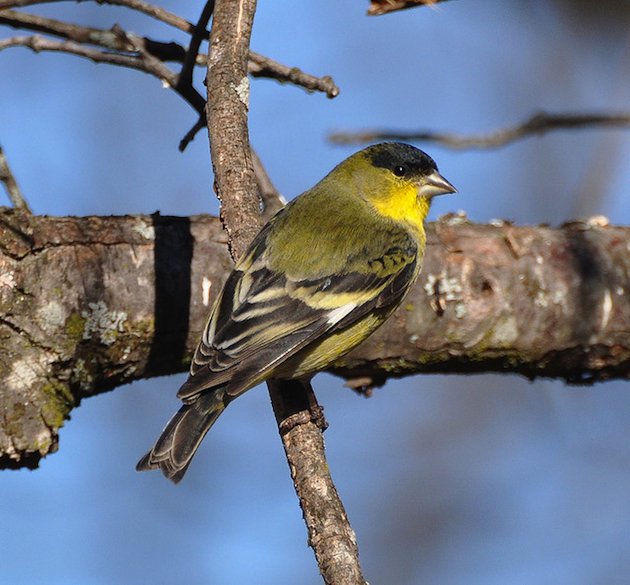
2;213;629;463
330;112;630;150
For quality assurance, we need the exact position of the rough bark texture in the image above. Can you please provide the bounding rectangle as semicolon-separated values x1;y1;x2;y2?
206;0;261;260
1;210;629;469
268;380;366;585
334;215;630;387
0;210;231;468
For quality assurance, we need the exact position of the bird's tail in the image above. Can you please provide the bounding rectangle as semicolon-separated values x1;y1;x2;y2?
136;389;227;483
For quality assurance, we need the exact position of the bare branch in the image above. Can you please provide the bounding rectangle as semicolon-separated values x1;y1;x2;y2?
0;33;154;69
171;1;214;151
0;8;190;63
0;146;30;213
239;138;362;582
268;380;367;585
124;29;206;113
177;0;214;90
0;30;207;117
0;6;338;155
0;0;195;33
0;9;209;113
180;50;340;149
330;112;630;149
249;51;339;98
247;149;359;581
178;117;206;151
1;9;338;154
0;7;338;98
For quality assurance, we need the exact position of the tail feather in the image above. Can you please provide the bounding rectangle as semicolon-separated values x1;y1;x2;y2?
136;389;227;483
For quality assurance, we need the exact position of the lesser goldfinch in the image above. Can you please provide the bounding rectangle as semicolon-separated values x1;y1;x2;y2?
137;142;455;482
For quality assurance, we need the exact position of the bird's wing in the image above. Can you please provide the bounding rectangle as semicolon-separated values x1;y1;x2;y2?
178;227;417;402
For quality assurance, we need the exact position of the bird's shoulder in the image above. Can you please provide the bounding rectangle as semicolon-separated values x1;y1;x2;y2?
262;185;420;280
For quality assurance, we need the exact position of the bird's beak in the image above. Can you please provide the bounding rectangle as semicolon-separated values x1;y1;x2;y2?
418;170;457;199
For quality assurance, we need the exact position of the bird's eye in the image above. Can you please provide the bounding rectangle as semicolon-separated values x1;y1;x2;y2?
393;165;407;177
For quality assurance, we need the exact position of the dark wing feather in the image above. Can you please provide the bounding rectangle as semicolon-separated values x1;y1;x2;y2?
334;257;418;330
178;231;419;402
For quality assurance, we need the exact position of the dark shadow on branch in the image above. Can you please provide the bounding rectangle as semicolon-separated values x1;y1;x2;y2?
146;214;193;376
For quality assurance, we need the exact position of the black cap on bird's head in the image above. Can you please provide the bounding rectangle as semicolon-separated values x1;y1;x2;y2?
365;142;456;198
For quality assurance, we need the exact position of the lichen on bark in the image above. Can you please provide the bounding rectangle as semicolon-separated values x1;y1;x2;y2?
1;209;630;468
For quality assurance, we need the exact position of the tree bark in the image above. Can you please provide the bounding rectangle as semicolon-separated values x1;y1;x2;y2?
1;209;629;468
267;379;365;585
206;0;260;261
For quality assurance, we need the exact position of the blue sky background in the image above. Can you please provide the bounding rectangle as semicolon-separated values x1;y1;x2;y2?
2;1;630;584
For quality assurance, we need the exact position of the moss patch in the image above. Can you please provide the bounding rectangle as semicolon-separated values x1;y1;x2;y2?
65;312;86;341
40;379;74;431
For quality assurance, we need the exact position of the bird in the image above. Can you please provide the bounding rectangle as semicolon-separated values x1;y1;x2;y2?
137;142;456;483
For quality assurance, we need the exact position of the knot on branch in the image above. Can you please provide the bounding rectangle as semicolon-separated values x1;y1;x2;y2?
278;403;328;436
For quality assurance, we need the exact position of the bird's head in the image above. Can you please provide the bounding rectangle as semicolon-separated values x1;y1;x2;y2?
333;142;456;233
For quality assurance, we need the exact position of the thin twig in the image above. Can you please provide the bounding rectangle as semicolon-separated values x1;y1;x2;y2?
179;117;207;151
180;48;340;149
0;8;189;62
177;0;214;89
329;112;630;149
0;9;205;111
0;33;206;115
1;7;338;152
173;1;214;151
0;7;339;95
251;149;285;221
0;34;153;70
124;29;206;113
249;51;339;99
0;146;31;213
0;0;195;33
0;6;339;123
